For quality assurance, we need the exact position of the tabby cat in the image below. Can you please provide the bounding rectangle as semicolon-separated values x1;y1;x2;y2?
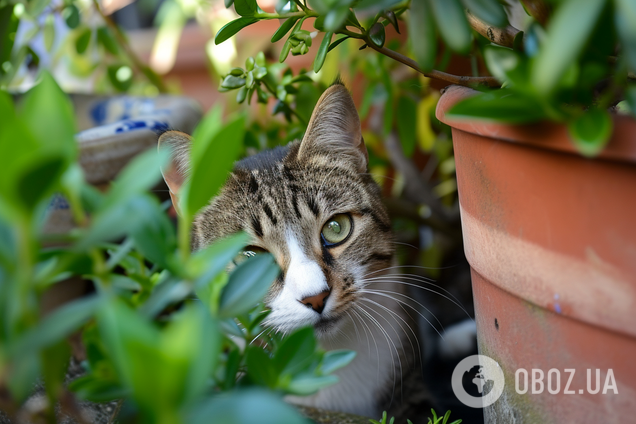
158;83;433;419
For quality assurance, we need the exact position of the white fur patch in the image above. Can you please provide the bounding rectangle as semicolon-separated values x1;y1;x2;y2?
266;234;330;332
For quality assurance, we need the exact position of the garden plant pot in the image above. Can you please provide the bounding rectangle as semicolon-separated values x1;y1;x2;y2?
436;85;636;423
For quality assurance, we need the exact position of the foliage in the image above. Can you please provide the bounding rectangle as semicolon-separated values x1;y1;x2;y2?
0;72;355;423
212;0;636;157
369;409;462;424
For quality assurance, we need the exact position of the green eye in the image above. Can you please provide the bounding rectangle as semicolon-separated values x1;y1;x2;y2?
321;214;353;246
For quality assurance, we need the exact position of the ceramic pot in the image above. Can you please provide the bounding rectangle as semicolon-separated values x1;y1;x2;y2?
436;85;636;423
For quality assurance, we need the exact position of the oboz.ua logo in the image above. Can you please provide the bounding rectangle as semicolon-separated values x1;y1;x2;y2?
451;355;505;408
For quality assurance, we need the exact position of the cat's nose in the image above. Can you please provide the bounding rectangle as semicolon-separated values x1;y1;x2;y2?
299;290;331;314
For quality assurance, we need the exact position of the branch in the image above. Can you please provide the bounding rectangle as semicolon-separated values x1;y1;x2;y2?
92;0;167;93
363;37;501;88
466;11;521;49
383;132;460;223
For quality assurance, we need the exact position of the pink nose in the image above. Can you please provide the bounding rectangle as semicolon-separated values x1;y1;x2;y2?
300;290;331;314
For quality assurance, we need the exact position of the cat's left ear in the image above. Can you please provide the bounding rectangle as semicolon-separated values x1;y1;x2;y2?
157;130;191;215
298;84;368;173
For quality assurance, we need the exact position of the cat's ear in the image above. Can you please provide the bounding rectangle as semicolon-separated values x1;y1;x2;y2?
157;130;191;215
298;84;368;173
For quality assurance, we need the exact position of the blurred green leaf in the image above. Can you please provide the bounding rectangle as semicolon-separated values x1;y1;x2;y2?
446;89;547;124
483;45;521;85
75;27;92;54
215;17;259;45
246;345;278;387
131;197;177;270
369;23;386;48
44;14;55;51
107;64;133;92
324;5;351;32
188;389;307;424
41;340;70;407
396;96;417;156
615;0;636;72
567;108;612;157
187;113;246;219
287;374;338;395
218;253;279;318
328;35;349;52
430;0;471;54
20;71;77;161
274;327;316;374
409;0;436;72
321;349;356;374
16;155;66;210
272;16;299;43
97;27;119;55
191;232;250;292
62;5;80;29
314;31;332;73
462;0;507;27
9;295;102;357
532;0;605;95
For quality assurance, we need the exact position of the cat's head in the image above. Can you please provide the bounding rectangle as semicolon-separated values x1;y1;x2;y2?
159;84;393;337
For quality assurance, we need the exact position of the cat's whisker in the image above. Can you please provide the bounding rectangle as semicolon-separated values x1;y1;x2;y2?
359;288;445;335
344;310;362;347
362;264;452;279
360;297;420;368
350;306;381;385
390;241;420;250
361;275;472;320
356;303;403;406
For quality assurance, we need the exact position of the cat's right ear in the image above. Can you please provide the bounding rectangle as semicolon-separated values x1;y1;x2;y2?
157;130;191;215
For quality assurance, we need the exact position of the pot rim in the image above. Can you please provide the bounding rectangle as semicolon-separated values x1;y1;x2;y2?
435;85;636;165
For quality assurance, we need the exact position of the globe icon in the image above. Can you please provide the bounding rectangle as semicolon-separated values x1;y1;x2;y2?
462;365;495;398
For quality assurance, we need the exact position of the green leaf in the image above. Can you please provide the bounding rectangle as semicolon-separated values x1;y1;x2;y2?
567;108;612;157
430;0;471;54
16;155;66;210
97;27;118;55
107;64;133;92
44;14;55;51
273;327;316;374
101;148;168;213
324;5;350;32
9;295;102;357
272;16;300;43
321;349;356;374
131;197;177;269
369;23;385;48
190;232;250;292
20;71;77;161
186;113;246;218
218;253;279;318
215;17;259;44
234;0;257;16
396;96;417;156
446;89;547;124
483;45;521;85
615;0;636;72
62;5;80;29
532;0;605;95
409;0;437;72
188;389;307;424
287;374;339;395
462;0;507;27
328;35;349;52
313;31;332;73
246;345;278;387
75;27;92;54
221;74;246;89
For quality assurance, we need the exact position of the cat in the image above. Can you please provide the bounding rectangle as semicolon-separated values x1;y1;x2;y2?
158;83;434;420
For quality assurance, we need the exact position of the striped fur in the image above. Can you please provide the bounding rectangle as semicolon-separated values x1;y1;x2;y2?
159;84;432;420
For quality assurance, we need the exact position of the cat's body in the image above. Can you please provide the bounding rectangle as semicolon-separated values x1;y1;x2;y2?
159;84;433;419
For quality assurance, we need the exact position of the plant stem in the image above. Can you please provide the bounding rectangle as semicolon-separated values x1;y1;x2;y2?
362;36;501;87
91;0;167;92
466;11;521;48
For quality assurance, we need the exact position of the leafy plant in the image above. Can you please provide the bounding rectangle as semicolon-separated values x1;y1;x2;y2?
0;71;355;423
213;0;636;156
369;409;462;424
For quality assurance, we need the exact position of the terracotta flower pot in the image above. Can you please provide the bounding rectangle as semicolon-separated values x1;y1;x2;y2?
436;85;636;423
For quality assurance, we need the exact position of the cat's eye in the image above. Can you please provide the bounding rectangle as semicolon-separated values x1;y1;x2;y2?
321;214;353;247
233;246;266;266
